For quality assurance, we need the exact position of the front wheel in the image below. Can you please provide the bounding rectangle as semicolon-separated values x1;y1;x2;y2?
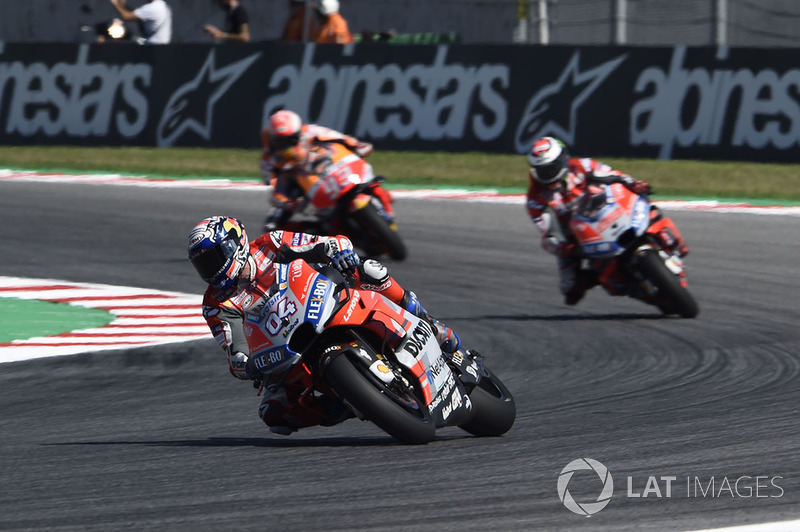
638;250;699;318
352;203;408;261
459;367;516;437
324;353;435;444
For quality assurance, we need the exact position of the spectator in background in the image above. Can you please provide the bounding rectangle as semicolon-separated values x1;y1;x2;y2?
314;0;353;44
204;0;251;42
109;0;172;44
281;0;318;42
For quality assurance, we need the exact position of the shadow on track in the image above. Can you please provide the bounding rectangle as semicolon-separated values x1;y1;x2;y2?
43;433;472;449
460;312;667;322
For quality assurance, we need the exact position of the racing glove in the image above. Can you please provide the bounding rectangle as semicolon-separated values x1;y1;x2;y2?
355;141;373;158
619;175;652;196
557;242;580;259
228;351;250;380
630;179;652;196
324;237;361;273
542;236;580;259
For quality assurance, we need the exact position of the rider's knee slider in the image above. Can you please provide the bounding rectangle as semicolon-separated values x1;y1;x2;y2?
359;259;389;284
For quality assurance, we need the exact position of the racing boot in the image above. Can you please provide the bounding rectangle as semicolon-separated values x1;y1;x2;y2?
564;269;600;306
356;261;462;353
401;290;461;354
429;317;462;353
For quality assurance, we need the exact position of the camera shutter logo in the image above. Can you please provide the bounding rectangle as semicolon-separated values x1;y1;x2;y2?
557;458;614;516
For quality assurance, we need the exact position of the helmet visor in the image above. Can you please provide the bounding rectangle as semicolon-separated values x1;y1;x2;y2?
532;158;566;184
190;237;238;284
271;133;300;152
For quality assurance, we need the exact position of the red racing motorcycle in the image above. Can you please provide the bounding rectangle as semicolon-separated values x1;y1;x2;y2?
566;183;699;318
267;142;407;261
244;258;516;444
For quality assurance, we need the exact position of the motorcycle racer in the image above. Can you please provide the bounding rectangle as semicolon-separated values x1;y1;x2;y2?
188;216;460;434
261;109;374;231
525;136;678;305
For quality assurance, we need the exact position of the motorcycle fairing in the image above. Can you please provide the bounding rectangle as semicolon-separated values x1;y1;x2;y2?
248;257;471;427
327;291;472;426
570;184;651;259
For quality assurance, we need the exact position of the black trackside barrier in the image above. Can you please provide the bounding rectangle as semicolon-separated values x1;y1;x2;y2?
1;42;800;162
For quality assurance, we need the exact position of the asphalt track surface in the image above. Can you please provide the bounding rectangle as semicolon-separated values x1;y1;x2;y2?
1;179;799;531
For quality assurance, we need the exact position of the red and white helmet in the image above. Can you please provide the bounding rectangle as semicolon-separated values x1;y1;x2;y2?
527;136;569;186
269;110;306;168
318;0;340;15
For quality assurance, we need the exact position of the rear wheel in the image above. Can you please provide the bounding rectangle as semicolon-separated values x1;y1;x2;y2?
638;250;699;318
324;353;435;444
459;367;516;437
352;203;408;261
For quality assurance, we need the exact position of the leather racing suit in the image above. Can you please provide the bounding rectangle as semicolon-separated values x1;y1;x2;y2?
526;157;651;304
261;124;373;230
200;229;455;433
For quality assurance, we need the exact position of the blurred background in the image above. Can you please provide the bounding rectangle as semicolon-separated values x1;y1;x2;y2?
2;0;800;47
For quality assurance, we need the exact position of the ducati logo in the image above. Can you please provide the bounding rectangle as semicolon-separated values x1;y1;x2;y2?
157;49;261;147
515;52;627;152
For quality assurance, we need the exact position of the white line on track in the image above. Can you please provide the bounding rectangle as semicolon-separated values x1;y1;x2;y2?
1;170;797;362
684;518;800;531
2;169;800;216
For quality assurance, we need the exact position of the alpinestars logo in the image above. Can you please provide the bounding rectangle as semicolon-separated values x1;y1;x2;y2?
515;52;627;152
157;49;261;147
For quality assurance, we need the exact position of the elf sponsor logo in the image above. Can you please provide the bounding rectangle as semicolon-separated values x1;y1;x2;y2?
0;45;150;138
263;45;509;143
631;46;800;158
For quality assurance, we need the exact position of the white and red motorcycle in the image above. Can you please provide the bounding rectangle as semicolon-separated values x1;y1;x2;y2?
244;258;516;444
566;183;699;318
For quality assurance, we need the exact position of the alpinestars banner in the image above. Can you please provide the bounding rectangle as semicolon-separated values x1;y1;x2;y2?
1;42;798;161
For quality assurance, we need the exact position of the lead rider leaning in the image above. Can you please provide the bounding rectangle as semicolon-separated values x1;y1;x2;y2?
187;216;460;435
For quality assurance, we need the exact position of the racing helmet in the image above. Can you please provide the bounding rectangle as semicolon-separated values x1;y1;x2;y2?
318;0;340;15
527;137;569;186
188;216;249;290
269;109;306;168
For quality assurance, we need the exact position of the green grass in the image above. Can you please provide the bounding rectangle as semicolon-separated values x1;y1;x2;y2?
1;145;799;201
0;297;113;343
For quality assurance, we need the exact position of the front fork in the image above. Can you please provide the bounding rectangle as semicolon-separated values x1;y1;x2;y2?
649;214;689;257
346;181;395;223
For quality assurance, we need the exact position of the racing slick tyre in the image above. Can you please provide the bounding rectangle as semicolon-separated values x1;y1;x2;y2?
352;203;408;261
639;250;699;319
324;353;435;444
458;367;516;437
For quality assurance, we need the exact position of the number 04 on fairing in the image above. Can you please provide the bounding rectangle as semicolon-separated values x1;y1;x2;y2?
244;258;516;444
